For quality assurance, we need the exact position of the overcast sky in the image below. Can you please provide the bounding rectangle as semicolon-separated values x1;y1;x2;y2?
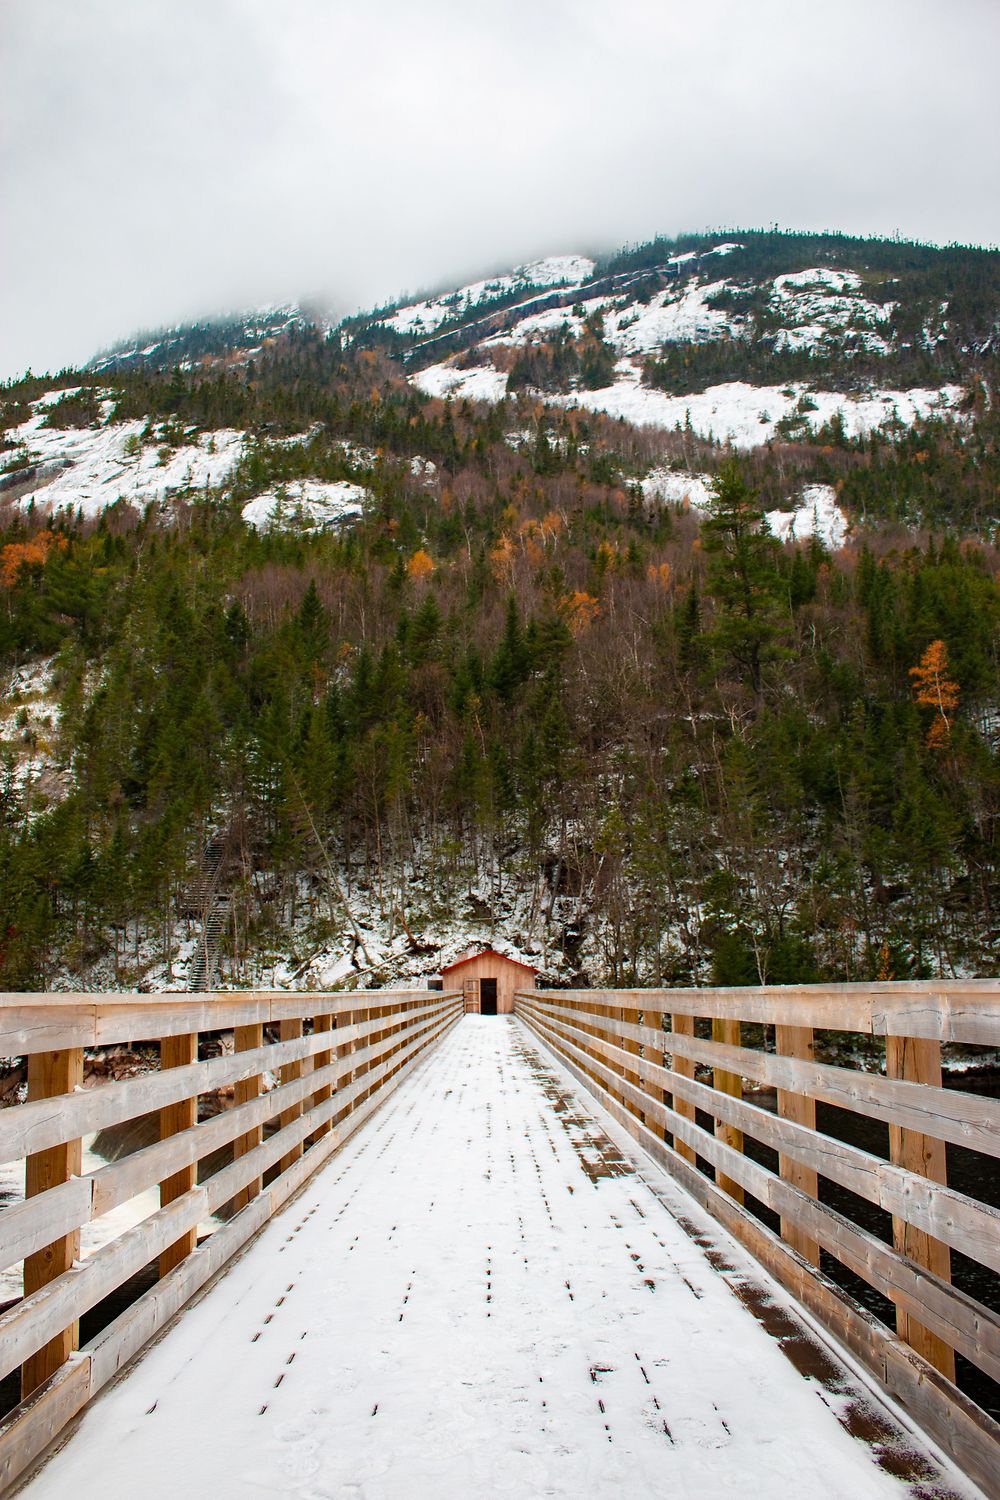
2;0;998;380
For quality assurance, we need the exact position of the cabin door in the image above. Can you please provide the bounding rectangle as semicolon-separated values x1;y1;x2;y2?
479;978;498;1015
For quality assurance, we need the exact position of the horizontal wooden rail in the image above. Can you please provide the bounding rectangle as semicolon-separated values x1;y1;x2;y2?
521;997;999;1157
530;983;1000;1044
517;1000;1000;1271
0;988;461;1494
0;999;454;1164
515;984;1000;1499
0;988;441;1058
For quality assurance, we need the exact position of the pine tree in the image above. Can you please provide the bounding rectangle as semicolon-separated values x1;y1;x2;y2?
700;462;784;695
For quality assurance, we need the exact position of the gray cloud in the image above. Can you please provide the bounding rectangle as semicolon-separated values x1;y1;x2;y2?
2;0;998;379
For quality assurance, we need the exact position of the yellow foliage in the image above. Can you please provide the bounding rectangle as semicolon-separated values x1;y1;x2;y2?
647;561;672;590
909;639;959;748
562;590;601;634
407;549;435;579
490;534;516;581
1;531;68;587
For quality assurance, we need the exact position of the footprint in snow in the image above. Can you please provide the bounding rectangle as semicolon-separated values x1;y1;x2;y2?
273;1440;322;1480
274;1413;324;1442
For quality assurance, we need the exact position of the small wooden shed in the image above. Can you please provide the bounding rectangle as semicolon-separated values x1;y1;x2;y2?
441;949;537;1015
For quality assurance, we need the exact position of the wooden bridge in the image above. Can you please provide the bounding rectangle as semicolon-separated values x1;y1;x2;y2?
0;982;997;1497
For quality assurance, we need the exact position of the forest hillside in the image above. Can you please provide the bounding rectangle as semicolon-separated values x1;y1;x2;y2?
1;228;998;994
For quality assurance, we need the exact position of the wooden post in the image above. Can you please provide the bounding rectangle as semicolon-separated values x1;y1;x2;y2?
670;1013;697;1165
159;1033;198;1277
309;1014;334;1143
886;1035;956;1381
356;1006;371;1106
278;1019;304;1172
336;1008;354;1126
775;1024;820;1264
21;1047;84;1399
621;1003;644;1124
712;1017;744;1203
231;1023;264;1211
594;998;611;1100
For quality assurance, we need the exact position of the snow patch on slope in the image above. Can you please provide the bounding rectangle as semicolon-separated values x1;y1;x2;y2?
766;484;849;549
553;370;963;448
241;480;369;532
642;471;849;548
770;268;895;355
3;395;245;518
412;364;510;403
641;469;716;509
0;655;69;815
410;357;962;447
380;256;596;336
605;280;739;354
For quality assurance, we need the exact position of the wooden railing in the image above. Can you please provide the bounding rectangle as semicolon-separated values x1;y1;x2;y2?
0;988;461;1493
515;982;1000;1498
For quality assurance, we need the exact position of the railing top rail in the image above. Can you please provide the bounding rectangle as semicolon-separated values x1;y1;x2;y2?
0;990;462;1055
514;982;1000;1046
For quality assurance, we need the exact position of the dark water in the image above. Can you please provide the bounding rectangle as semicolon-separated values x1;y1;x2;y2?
732;1073;1000;1423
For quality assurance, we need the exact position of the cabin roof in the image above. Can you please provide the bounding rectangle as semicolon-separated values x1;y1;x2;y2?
441;947;537;975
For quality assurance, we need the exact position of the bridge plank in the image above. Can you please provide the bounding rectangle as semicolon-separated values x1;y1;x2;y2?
519;1014;1000;1500
517;998;1000;1272
0;1005;460;1388
0;996;459;1163
518;996;998;1157
0;1177;92;1277
519;1002;1000;1385
0;1356;92;1495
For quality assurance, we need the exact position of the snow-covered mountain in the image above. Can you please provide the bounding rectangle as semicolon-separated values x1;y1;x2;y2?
3;227;997;544
386;245;968;448
83;229;995;455
89;303;311;374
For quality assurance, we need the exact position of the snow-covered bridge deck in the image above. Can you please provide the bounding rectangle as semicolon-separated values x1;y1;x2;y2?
20;1019;975;1500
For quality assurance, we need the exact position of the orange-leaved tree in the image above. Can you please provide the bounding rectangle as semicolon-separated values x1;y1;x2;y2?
0;530;68;587
909;639;959;749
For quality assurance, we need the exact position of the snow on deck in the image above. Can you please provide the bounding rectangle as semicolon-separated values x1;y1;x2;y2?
24;1020;974;1500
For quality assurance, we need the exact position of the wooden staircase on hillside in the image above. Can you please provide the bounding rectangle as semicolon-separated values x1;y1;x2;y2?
178;831;235;991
